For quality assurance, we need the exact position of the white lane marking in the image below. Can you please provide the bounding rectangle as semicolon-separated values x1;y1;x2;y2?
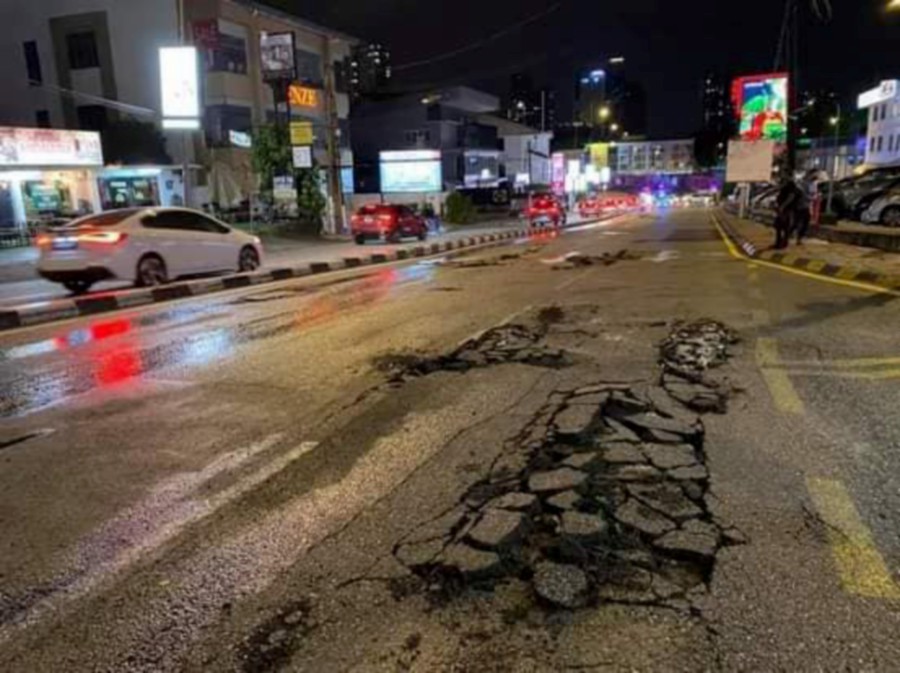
555;269;594;292
0;434;321;640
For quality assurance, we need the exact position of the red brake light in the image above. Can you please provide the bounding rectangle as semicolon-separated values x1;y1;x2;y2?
35;233;52;248
377;213;394;223
78;230;128;245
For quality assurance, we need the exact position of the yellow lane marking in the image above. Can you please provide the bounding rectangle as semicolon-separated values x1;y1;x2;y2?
806;478;900;599
773;356;900;370
710;215;900;298
755;338;805;414
836;267;860;281
806;259;827;273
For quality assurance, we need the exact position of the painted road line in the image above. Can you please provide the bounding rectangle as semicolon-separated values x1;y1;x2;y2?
806;477;900;599
756;338;805;414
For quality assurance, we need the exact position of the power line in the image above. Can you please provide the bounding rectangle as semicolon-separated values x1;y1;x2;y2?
392;1;563;73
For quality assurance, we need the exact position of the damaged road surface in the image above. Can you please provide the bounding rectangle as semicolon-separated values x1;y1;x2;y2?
4;209;900;671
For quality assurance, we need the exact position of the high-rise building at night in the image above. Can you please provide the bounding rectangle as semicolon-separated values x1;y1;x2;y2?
350;42;391;100
505;73;555;131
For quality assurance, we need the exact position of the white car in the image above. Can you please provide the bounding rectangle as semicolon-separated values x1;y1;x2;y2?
861;189;900;227
37;207;264;294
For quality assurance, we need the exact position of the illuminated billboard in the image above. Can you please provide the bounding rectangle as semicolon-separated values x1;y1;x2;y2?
379;150;442;193
731;73;788;142
160;47;200;128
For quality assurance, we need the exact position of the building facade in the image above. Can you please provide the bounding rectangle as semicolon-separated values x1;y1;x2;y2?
350;86;501;194
350;42;390;101
858;80;900;168
613;139;695;175
0;0;355;231
505;74;555;132
478;115;553;187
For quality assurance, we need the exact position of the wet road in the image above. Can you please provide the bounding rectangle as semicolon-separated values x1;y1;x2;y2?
2;207;900;670
0;219;538;308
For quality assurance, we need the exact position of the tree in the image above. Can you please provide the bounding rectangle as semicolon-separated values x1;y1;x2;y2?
251;124;291;194
296;167;327;231
101;120;171;165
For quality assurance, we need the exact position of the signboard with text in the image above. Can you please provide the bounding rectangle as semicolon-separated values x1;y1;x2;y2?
292;146;312;169
0;127;103;167
260;32;296;81
288;85;319;109
726;140;775;183
160;46;200;129
289;121;314;145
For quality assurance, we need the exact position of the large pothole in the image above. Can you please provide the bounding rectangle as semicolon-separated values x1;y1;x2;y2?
393;381;739;611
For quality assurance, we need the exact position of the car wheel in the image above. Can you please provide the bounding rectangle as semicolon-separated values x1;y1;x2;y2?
136;254;168;287
882;207;900;227
63;279;93;295
417;228;427;241
239;246;260;272
354;234;366;245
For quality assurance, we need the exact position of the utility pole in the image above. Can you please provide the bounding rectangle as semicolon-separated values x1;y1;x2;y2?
322;36;345;236
177;0;190;207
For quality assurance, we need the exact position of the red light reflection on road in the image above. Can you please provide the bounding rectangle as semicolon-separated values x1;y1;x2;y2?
93;348;143;387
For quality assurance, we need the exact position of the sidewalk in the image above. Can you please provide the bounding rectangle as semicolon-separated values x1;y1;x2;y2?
715;210;900;289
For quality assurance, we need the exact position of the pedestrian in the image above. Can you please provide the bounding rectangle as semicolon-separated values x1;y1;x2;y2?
794;172;817;245
774;177;800;249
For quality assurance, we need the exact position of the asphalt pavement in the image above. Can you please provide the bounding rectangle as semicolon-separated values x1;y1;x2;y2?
1;207;899;671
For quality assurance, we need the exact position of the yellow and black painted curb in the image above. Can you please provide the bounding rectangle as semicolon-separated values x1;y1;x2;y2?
713;212;900;293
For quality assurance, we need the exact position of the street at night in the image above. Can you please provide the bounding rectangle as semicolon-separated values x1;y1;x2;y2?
2;209;900;670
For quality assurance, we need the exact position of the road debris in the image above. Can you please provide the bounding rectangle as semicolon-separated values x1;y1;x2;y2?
659;319;740;414
544;250;642;270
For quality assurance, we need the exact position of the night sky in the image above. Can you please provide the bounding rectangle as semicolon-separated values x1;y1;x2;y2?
268;0;900;138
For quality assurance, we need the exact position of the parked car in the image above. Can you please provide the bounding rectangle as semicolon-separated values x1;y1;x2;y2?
526;194;567;227
350;204;428;244
861;187;900;226
36;207;264;294
577;194;604;218
834;169;900;219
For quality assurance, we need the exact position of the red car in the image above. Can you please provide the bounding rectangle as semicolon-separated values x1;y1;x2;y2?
351;204;429;245
577;195;606;218
526;194;567;228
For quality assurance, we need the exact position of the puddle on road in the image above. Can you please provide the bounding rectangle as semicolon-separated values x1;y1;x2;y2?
0;265;436;418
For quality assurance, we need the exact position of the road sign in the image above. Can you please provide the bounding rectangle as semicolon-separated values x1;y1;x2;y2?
292;146;313;169
290;121;314;146
726;140;775;183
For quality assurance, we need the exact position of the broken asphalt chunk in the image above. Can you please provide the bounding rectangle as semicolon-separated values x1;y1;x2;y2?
653;529;718;561
532;562;590;609
528;468;588;494
487;492;538;513
559;511;608;543
614;498;676;537
438;544;504;580
642;444;699;470
465;509;527;551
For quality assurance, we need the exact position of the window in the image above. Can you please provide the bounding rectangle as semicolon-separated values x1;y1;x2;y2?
142;211;228;234
23;41;42;84
891;136;896;153
204;105;252;147
871;137;877;153
295;49;323;87
35;110;50;128
881;104;889;121
877;136;884;152
77;105;107;131
66;31;99;70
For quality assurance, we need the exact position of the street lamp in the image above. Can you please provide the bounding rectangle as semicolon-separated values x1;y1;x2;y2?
826;103;841;216
610;123;619;133
598;106;611;121
889;0;900;10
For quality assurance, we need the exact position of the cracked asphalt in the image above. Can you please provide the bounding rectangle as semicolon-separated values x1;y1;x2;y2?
2;208;900;671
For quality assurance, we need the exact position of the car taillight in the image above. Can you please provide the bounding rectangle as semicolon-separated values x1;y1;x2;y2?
377;213;394;223
78;230;128;245
35;234;52;248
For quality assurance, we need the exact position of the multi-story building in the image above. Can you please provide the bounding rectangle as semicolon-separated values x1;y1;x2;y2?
478;115;553;187
350;86;502;193
613;139;695;175
0;0;356;232
696;72;733;166
857;80;900;168
350;42;390;100
574;62;646;139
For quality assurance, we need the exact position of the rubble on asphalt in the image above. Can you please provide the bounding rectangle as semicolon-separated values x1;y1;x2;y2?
545;249;642;270
659;319;740;414
393;382;734;612
372;324;570;382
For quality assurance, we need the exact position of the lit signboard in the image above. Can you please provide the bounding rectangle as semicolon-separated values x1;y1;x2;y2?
858;80;899;109
0;127;103;167
288;85;319;109
379;150;442;193
260;32;296;82
289;121;314;145
731;73;789;142
160;47;200;124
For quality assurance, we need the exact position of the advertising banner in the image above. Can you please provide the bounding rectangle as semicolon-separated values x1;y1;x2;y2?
260;32;296;81
588;142;610;169
731;73;789;142
726;140;775;183
0;127;103;167
290;121;314;145
288;85;319;109
379;150;442;193
160;47;200;121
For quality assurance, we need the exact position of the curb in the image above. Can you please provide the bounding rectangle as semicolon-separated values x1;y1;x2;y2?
713;211;900;290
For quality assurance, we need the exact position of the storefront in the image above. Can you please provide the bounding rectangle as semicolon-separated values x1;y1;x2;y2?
96;166;186;210
0;126;103;231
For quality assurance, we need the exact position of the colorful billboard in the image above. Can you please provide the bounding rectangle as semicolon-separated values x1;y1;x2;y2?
731;73;789;142
0;127;103;167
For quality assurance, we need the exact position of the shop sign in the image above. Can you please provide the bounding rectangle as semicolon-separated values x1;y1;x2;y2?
858;80;899;110
0;127;103;167
260;32;296;82
229;130;252;148
273;175;296;202
289;121;314;145
292;146;313;169
160;46;200;128
288;85;319;108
